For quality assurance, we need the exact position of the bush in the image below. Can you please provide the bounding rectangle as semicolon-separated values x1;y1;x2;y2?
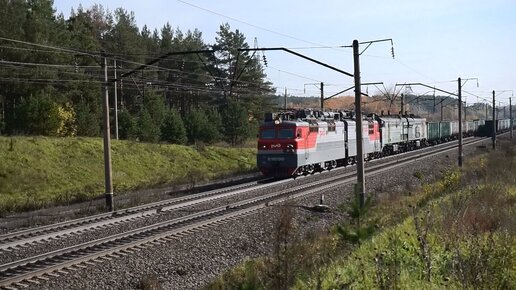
74;100;100;137
137;108;160;142
160;109;187;144
143;92;166;129
118;109;136;140
183;108;219;144
56;103;77;137
15;94;61;136
205;108;222;141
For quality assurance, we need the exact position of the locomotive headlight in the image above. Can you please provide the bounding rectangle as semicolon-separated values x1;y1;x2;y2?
285;144;294;153
274;119;281;125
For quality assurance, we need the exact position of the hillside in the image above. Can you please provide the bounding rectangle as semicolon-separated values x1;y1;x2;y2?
274;95;499;121
0;137;257;214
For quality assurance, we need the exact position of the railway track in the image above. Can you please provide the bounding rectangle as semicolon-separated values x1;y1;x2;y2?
0;136;473;252
0;178;283;251
0;136;493;289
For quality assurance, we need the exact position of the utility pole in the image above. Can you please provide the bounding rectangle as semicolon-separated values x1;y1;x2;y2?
441;100;444;121
0;96;4;131
464;97;467;121
102;55;114;212
353;40;365;208
395;80;472;167
320;82;324;110
114;59;119;140
120;62;124;107
458;78;463;167
401;93;404;115
492;90;496;150
433;93;436;114
510;97;513;139
284;87;287;110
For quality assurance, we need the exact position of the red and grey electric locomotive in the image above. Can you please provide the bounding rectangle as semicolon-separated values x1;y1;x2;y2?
257;110;382;177
257;109;431;178
258;108;514;178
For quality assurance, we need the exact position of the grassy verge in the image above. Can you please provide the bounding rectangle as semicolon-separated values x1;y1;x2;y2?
0;136;256;214
206;140;515;290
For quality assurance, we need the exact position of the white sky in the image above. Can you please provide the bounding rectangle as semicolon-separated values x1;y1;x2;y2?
53;0;516;106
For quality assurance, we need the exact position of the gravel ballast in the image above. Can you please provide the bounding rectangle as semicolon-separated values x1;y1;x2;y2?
10;138;497;289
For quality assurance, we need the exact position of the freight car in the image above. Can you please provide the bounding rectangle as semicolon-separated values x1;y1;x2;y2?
479;119;513;137
372;114;427;154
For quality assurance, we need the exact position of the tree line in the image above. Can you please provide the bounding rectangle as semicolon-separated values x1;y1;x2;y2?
0;0;276;145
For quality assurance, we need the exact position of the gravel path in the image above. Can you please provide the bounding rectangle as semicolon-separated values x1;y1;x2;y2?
19;138;496;290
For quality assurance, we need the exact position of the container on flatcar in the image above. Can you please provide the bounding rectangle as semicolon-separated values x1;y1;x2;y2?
427;122;440;143
439;121;452;140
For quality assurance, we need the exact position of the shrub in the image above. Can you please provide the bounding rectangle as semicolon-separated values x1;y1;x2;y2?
56;103;77;137
118;109;136;140
160;109;187;144
74;99;100;137
183;108;219;144
15;94;61;136
136;108;160;142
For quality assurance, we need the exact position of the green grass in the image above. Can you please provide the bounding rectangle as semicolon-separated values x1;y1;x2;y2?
205;141;516;290
296;142;516;290
0;136;257;214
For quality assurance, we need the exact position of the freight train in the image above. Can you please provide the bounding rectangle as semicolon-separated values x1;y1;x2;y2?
257;109;514;178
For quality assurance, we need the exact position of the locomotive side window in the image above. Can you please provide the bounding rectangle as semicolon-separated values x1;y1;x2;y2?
328;122;336;132
260;129;276;139
278;129;294;139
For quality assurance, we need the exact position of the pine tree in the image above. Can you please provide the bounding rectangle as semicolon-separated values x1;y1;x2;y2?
75;99;101;137
161;109;187;144
221;101;250;146
15;93;61;136
183;108;218;144
212;23;274;104
136;108;160;143
118;109;136;140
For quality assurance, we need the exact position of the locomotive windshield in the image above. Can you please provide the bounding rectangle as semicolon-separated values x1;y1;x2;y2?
278;129;294;139
260;129;276;139
260;128;295;139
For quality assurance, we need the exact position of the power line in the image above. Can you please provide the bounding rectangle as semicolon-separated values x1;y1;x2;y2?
394;58;437;82
0;36;99;58
0;60;99;68
0;44;78;55
267;65;322;83
0;77;101;84
176;0;350;54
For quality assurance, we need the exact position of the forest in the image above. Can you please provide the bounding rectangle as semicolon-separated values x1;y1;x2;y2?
0;0;276;145
1;1;501;146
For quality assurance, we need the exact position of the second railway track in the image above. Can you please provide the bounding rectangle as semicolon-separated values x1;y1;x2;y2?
0;136;493;289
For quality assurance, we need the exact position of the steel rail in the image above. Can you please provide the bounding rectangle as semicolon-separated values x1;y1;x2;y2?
0;136;494;288
0;179;279;248
0;136;479;251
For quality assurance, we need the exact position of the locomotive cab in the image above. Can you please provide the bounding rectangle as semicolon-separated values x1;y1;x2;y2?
257;119;308;177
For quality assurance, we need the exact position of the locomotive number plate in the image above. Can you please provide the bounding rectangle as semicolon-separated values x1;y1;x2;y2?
267;157;285;161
